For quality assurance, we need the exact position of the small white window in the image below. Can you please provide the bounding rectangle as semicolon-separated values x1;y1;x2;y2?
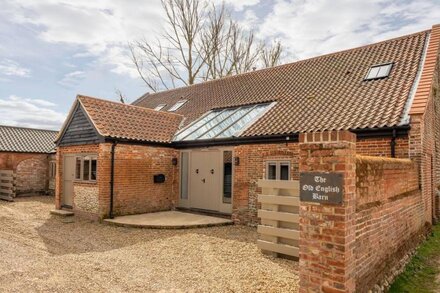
168;100;187;112
265;161;291;180
75;155;97;182
154;104;166;111
365;63;393;80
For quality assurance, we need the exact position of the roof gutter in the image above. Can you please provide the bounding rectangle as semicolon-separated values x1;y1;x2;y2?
100;125;410;149
173;133;299;148
351;125;410;138
173;125;411;148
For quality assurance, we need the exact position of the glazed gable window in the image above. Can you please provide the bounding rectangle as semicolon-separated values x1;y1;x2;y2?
75;155;97;181
266;161;290;180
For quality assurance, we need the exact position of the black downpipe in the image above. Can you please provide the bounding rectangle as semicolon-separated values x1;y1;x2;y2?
390;128;397;158
109;141;117;219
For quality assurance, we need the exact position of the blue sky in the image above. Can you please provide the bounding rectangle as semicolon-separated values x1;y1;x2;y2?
0;0;439;130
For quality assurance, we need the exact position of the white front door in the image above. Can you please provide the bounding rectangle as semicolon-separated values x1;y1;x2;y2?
189;150;221;211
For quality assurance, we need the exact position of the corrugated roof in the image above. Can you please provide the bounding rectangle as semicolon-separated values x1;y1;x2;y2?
77;95;184;143
0;125;58;153
134;29;431;137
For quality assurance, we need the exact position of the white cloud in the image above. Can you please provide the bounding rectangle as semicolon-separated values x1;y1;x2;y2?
0;59;31;78
1;0;164;79
257;0;440;61
217;0;261;11
58;70;86;87
0;95;65;130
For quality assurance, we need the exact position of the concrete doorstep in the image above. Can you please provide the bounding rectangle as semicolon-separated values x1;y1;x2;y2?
50;209;74;217
104;210;233;229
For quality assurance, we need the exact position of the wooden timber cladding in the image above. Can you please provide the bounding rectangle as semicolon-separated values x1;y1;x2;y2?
58;104;102;146
0;170;17;201
257;179;300;258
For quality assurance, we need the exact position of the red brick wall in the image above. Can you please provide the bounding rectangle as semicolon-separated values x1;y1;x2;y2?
55;135;412;223
98;143;179;217
355;155;426;292
56;143;179;219
0;152;50;195
232;142;299;225
356;137;409;158
409;51;440;222
231;136;410;225
298;131;357;293
434;60;440;217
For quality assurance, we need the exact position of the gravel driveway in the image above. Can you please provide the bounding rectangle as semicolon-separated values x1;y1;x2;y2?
0;196;299;292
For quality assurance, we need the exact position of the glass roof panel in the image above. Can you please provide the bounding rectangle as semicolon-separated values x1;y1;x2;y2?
216;104;268;138
173;103;272;141
173;111;219;141
182;108;237;140
197;106;254;139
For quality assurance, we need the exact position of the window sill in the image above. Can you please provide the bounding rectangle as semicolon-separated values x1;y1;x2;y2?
74;180;97;185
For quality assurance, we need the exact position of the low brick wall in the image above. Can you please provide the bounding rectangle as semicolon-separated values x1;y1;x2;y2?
355;155;427;292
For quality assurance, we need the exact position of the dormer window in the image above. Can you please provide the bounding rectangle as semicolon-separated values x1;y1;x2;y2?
168;100;187;112
154;104;166;111
365;63;393;80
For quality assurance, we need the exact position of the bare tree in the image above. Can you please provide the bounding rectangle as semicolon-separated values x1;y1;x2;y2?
115;88;127;104
261;41;283;68
130;0;283;92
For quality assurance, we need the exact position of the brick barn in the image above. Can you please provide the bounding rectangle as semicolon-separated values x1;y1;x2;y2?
0;125;58;198
55;25;440;225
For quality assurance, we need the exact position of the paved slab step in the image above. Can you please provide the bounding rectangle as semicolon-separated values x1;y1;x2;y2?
50;209;74;217
104;211;233;229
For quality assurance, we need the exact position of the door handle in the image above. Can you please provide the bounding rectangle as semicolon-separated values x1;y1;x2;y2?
202;178;205;183
196;169;199;174
210;169;214;174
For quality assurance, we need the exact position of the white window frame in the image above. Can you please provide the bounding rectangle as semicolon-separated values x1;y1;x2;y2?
168;100;187;112
265;160;291;180
154;104;167;111
75;155;97;182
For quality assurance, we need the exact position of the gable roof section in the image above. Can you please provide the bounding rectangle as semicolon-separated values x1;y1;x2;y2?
58;95;184;144
134;29;431;137
410;24;440;115
0;125;58;153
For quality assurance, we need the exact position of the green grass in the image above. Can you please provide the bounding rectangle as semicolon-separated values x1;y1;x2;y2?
389;224;440;293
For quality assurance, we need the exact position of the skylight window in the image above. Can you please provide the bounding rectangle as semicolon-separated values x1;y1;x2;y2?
168;100;187;112
365;63;393;80
173;103;274;141
154;104;166;111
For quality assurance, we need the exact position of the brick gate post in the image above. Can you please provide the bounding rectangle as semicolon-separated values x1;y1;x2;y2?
298;130;356;293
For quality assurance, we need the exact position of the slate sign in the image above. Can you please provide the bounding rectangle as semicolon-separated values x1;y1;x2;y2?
300;172;343;204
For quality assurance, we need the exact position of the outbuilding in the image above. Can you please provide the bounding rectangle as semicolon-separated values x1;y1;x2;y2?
0;125;58;199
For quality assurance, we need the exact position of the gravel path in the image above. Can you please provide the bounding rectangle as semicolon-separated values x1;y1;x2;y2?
0;197;299;292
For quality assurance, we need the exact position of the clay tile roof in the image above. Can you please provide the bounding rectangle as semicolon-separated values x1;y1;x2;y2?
78;95;184;143
0;125;58;153
134;29;431;137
